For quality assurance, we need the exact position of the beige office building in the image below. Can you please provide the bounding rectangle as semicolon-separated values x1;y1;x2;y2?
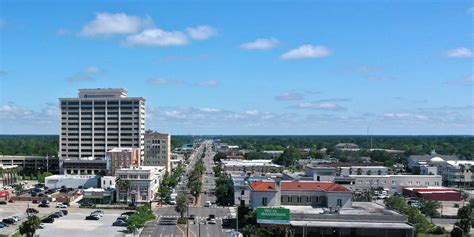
106;148;141;176
59;88;145;163
143;132;171;172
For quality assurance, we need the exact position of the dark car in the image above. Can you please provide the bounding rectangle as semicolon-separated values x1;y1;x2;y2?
0;222;8;228
38;203;50;208
112;220;127;226
41;217;54;223
32;199;39;204
2;218;15;225
62;202;70;206
54;211;64;217
60;210;69;216
85;215;100;220
26;208;39;214
188;214;196;220
121;211;135;216
51;213;61;219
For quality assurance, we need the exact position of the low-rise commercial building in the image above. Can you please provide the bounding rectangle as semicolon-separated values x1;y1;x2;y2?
249;180;352;209
62;158;109;175
340;166;388;176
222;159;282;173
106;148;140;176
335;143;360;152
115;166;165;204
290;202;414;237
83;187;115;204
45;175;100;189
304;165;336;182
230;172;282;207
403;187;463;201
407;152;458;172
336;174;442;194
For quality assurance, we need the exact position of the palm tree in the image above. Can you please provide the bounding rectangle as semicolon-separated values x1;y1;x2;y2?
116;178;132;204
19;215;41;237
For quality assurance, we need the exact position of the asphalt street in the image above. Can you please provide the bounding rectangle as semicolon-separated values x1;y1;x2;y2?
141;140;230;237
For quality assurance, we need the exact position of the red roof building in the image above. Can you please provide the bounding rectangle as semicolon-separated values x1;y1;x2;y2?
403;187;463;201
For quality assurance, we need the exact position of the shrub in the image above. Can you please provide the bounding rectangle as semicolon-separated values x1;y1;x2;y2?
427;225;445;234
177;217;187;224
454;203;459;208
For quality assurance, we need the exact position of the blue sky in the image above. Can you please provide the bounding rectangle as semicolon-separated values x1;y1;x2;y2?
0;1;473;135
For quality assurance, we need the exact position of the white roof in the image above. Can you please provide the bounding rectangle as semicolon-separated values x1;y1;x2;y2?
430;157;445;163
107;147;135;152
447;160;474;168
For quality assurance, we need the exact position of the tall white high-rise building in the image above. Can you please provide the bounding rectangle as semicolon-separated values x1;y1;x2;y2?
59;88;145;164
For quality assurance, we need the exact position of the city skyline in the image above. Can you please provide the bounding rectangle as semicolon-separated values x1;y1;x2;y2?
0;1;473;135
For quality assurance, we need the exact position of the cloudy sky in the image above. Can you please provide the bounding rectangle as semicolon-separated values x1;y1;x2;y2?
0;1;473;135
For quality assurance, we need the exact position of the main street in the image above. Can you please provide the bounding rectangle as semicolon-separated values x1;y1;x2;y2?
141;140;231;237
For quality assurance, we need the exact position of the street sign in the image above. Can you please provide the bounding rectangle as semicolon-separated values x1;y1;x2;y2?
256;207;290;225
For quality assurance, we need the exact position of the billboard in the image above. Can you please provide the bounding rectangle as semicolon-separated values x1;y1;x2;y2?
256;207;290;225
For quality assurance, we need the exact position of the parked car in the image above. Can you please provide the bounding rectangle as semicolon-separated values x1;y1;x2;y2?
62;202;70;206
2;218;15;225
60;210;69;216
26;208;39;214
91;210;104;217
112;220;127;226
50;213;61;219
121;211;135;216
41;217;54;223
32;199;39;204
56;203;67;208
54;211;64;217
117;215;128;221
85;215;100;220
204;201;212;207
0;222;8;228
38;203;50;208
11;216;21;222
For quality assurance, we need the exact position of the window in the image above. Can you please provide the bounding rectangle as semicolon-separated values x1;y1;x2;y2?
337;199;342;206
142;195;147;201
262;197;268;206
241;190;245;195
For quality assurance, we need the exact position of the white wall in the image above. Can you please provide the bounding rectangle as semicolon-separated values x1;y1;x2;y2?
250;191;278;209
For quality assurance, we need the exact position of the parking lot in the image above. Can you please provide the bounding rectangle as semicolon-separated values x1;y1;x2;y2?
0;201;128;236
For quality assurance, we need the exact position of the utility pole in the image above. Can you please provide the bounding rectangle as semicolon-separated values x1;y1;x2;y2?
186;203;189;237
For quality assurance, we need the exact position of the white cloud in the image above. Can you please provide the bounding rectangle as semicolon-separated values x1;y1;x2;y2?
275;92;304;101
200;108;221;113
444;47;473;58
196;80;219;87
124;28;188;47
444;74;474;86
294;102;345;111
186;25;218;40
0;102;59;134
84;66;103;73
148;78;185;85
67;66;104;82
240;38;279;50
80;12;151;36
281;44;332;60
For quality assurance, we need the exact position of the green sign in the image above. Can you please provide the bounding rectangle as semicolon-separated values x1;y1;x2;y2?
256;207;290;225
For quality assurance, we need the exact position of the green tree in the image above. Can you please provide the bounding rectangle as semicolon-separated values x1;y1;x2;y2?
453;205;472;236
36;171;53;183
213;152;227;162
126;205;155;234
272;147;301;167
420;200;441;222
175;193;187;218
19;215;41;237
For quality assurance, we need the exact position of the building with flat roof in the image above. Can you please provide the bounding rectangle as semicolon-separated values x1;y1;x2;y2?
0;155;60;175
340;166;388;176
106;147;140;176
221;159;282;173
62;157;108;175
45;174;100;189
289;202;414;237
59;88;145;163
335;174;442;194
143;132;171;172
115;166;165;204
403;186;463;201
335;143;360;151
